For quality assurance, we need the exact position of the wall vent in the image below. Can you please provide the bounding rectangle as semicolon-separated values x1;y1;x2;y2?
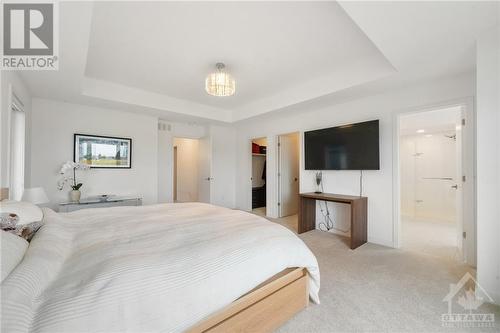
158;122;171;131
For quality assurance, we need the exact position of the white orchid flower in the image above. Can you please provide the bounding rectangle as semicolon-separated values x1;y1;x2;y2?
57;161;89;191
59;161;75;174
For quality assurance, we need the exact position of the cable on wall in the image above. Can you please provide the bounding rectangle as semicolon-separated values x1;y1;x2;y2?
318;200;333;232
317;177;350;233
359;170;363;197
318;200;350;233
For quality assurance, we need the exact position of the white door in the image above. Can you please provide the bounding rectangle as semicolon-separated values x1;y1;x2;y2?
198;135;211;203
278;133;299;217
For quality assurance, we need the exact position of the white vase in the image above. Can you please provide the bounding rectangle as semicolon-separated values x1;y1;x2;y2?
70;190;81;202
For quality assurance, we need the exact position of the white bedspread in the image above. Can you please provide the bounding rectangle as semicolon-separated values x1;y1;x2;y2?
1;203;320;332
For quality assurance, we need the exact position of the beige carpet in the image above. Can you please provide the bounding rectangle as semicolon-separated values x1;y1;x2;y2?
402;217;459;261
259;214;500;332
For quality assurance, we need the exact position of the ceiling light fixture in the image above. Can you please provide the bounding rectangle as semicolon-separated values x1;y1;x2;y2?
416;129;425;133
205;63;235;97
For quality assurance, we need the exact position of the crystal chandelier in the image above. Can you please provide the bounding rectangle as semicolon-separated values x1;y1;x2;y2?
205;63;235;97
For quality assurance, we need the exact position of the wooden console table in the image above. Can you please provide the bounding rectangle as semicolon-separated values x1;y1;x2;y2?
298;192;367;249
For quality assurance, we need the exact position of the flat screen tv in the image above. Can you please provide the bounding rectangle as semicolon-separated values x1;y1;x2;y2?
304;120;380;170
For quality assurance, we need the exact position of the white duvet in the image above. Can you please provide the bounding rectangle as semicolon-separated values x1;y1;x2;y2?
1;203;320;332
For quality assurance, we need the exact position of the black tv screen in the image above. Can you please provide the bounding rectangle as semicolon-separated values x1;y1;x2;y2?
304;120;380;170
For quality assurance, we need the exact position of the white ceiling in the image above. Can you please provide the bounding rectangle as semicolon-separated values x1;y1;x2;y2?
17;1;500;123
86;1;390;110
339;1;499;81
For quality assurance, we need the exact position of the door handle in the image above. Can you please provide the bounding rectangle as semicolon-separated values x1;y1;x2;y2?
451;184;458;189
205;177;212;181
294;178;298;181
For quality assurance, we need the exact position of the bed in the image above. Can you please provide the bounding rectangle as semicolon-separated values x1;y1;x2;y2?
1;202;320;332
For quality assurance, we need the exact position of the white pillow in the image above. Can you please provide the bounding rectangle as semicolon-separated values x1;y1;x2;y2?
1;230;28;282
0;201;43;225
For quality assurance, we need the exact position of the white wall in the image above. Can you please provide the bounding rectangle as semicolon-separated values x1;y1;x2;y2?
0;71;32;190
476;27;500;304
235;72;475;247
30;98;159;208
173;137;199;202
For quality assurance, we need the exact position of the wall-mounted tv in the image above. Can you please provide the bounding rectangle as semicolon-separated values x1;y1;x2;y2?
304;120;380;170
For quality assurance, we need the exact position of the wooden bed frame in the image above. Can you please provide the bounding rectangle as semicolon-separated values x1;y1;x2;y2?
187;268;309;333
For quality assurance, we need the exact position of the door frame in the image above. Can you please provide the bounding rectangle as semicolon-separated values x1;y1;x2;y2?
392;97;476;266
277;132;300;218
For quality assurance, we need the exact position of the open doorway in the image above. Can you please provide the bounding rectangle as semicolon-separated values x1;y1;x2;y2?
173;137;199;202
399;106;464;260
251;138;267;216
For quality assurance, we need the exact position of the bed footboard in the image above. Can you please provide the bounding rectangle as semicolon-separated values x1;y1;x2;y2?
187;267;309;333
